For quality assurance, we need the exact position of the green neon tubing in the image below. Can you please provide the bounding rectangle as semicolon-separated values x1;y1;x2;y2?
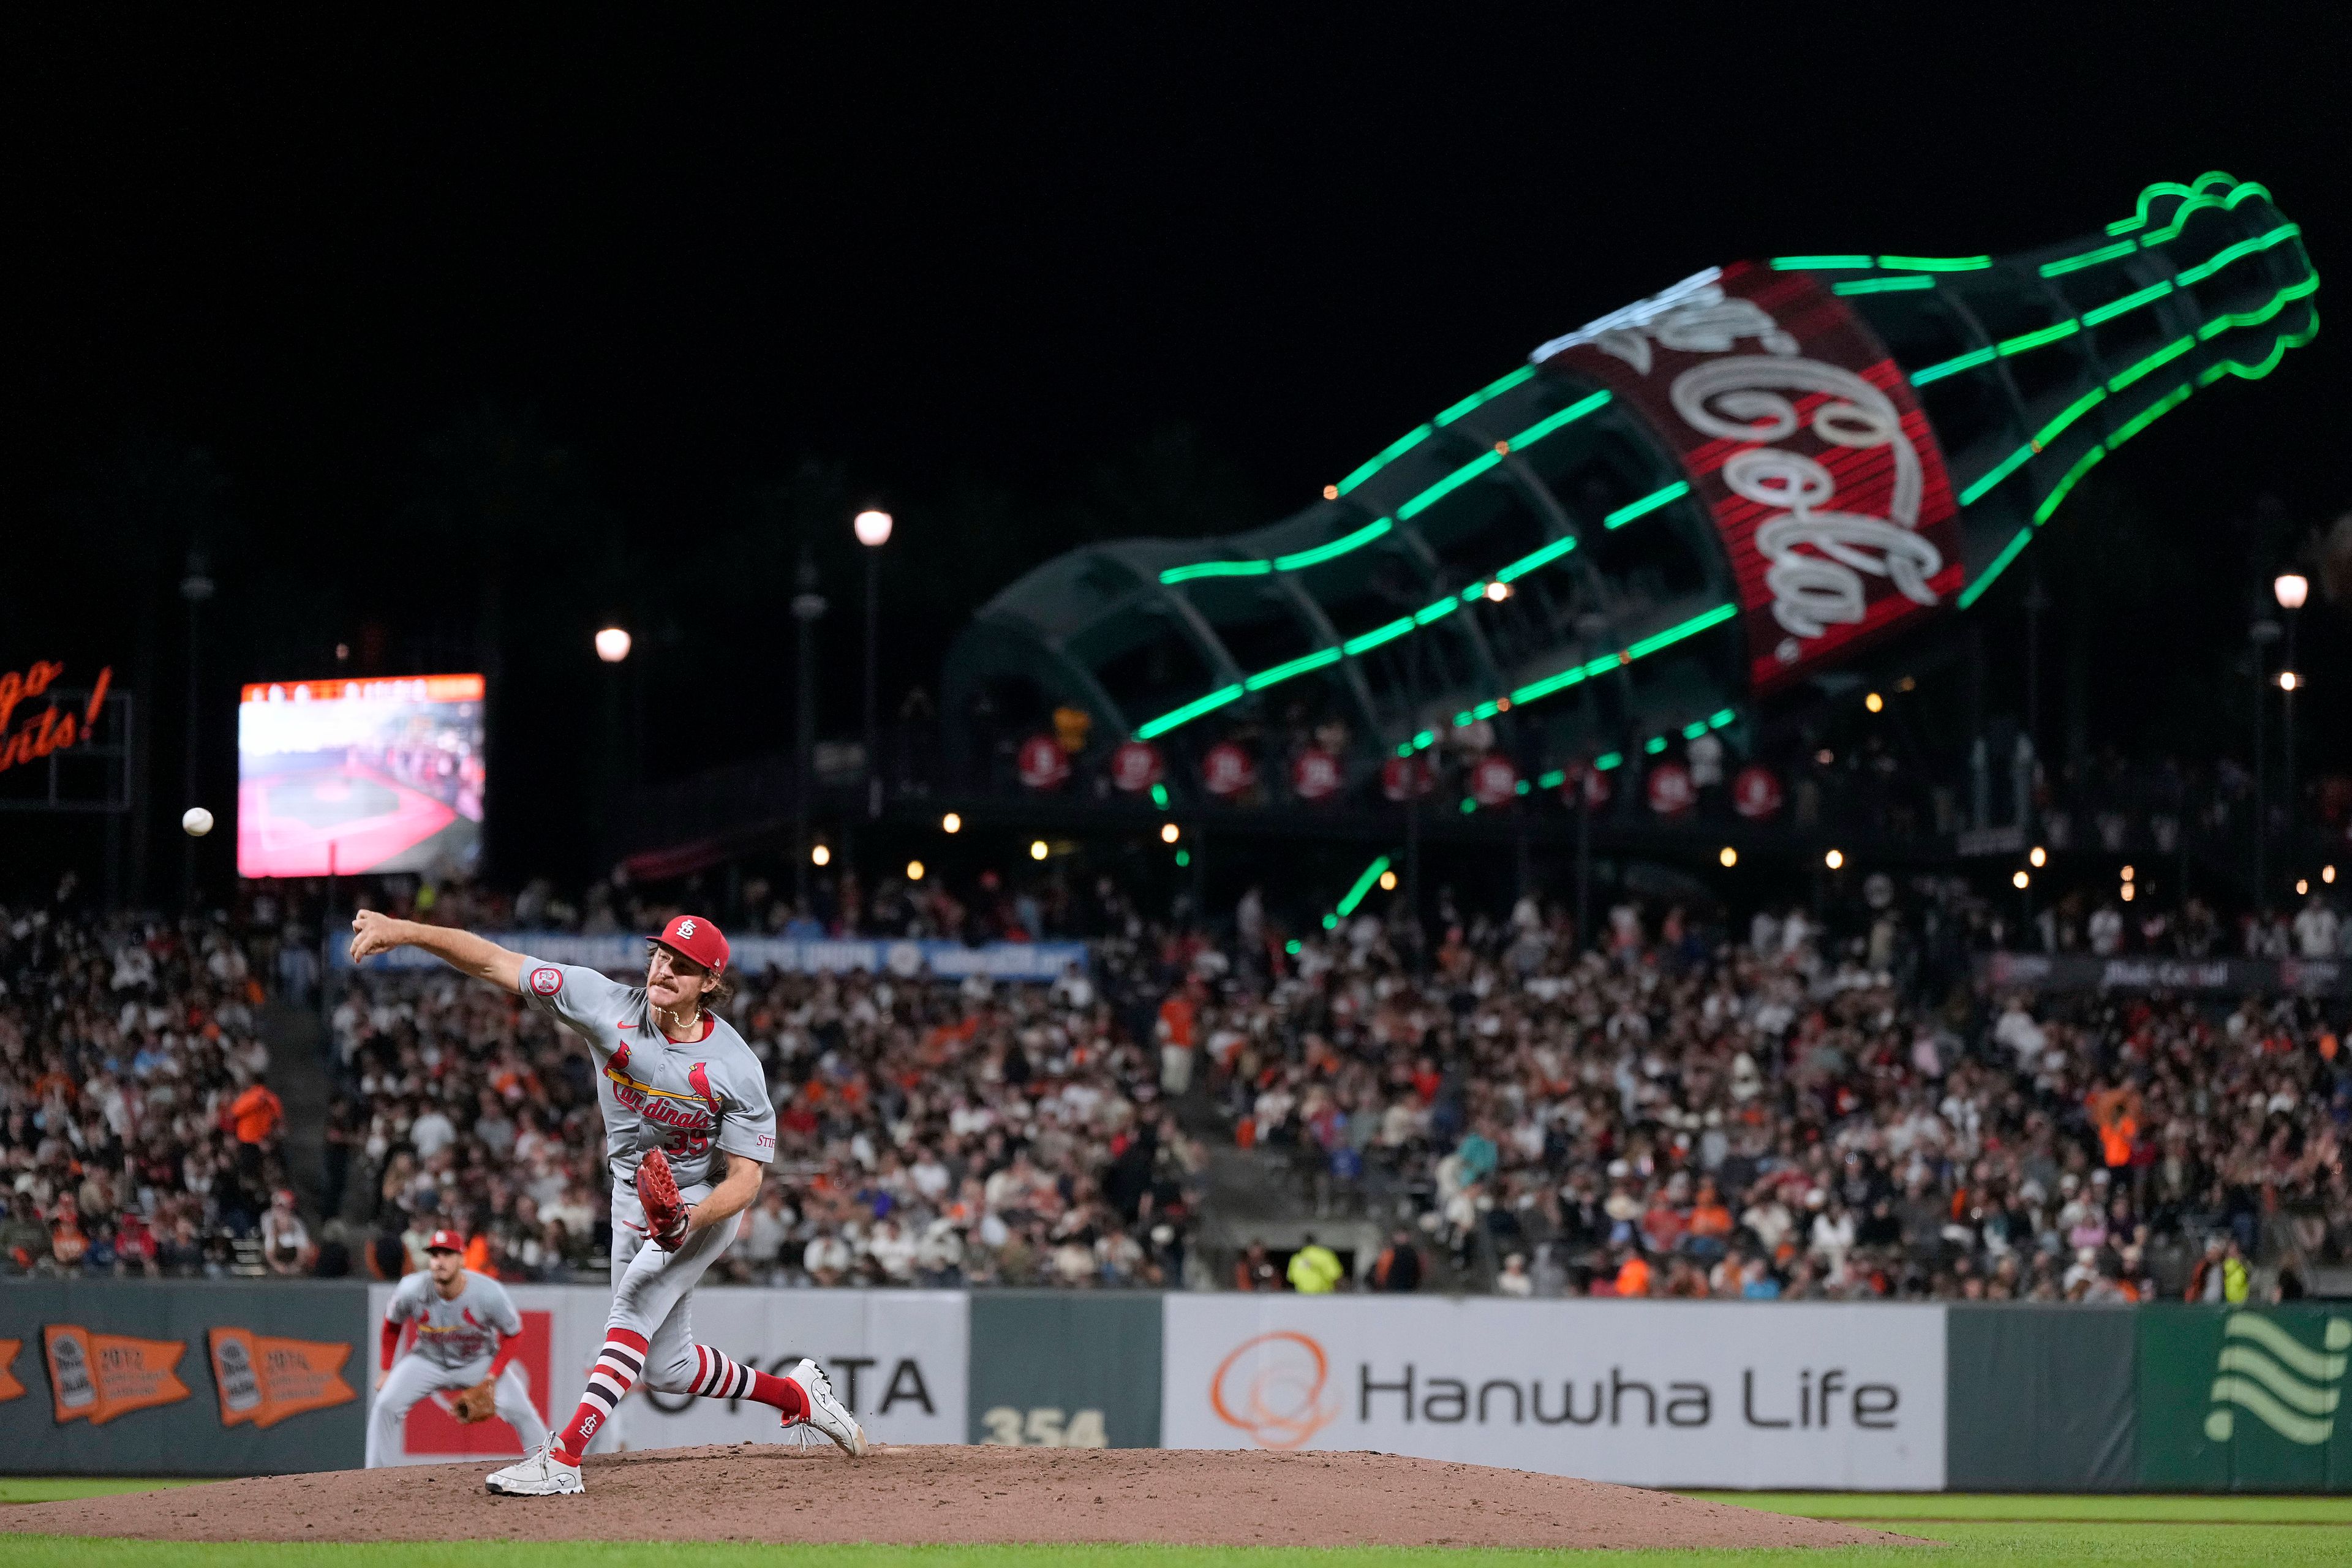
2033;447;2106;527
1605;481;1689;529
1150;782;1169;809
1343;617;1414;656
1159;558;1273;584
1458;798;1477;815
1494;534;1577;583
2033;387;2108;450
2174;222;2302;288
2106;336;2194;393
1270;518;1393;572
1336;424;1431;496
1134;684;1244;740
1506;388;1611;448
1625;602;1738;659
2106;172;2240;236
2139;179;2275;246
1771;255;1874;270
2199;314;2320;384
1958;527;2035;609
1594;752;1624;771
1681;721;1708;741
1244;646;1344;692
1412;729;1435;751
1335;855;1392;918
1834;276;1935;295
1909;345;1996;386
2199;272;2318;340
1535;770;1566;789
1435;366;1536;426
1999;320;2081;355
1960;443;2039;508
2082;281;2173;327
1414;597;1460;626
1708;709;1736;728
2105;383;2192;451
1645;736;1668;754
1397;450;1501;520
1879;255;1992;272
2039;239;2139;278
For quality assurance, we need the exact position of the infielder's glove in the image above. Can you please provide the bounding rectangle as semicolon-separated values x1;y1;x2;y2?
451;1378;497;1425
636;1147;690;1251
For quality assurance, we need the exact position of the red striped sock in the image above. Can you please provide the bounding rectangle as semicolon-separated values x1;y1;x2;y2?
554;1328;649;1463
688;1344;809;1421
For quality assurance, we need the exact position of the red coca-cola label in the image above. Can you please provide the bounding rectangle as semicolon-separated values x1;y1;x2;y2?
1017;734;1069;790
1381;755;1434;802
1108;740;1163;793
1290;748;1344;802
1534;263;1963;693
1469;754;1520;807
1200;742;1256;798
1646;760;1696;816
1732;764;1784;819
1559;762;1611;809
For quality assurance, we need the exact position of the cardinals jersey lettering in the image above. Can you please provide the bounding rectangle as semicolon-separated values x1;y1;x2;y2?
519;958;775;1191
386;1268;522;1372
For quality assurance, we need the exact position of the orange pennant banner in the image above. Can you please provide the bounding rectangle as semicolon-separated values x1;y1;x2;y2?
43;1325;190;1425
208;1328;357;1429
0;1338;23;1403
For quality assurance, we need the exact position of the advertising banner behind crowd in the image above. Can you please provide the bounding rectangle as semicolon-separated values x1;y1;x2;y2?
1161;1297;1946;1489
363;1285;966;1465
1977;952;2352;996
336;932;1088;983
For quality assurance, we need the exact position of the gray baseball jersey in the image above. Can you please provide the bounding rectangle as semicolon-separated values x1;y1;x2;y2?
519;957;777;1191
386;1268;522;1372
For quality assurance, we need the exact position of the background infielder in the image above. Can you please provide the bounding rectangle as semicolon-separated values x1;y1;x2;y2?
348;910;864;1496
367;1227;548;1467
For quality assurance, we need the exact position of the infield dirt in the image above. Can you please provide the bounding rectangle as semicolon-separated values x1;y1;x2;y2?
0;1445;1928;1550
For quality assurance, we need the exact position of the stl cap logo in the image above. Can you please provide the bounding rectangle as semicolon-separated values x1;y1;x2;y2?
1209;1331;1337;1450
530;967;563;996
677;919;696;938
2204;1313;2349;1445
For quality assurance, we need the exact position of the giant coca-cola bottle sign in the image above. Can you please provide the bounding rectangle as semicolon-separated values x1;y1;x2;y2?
1534;264;1964;692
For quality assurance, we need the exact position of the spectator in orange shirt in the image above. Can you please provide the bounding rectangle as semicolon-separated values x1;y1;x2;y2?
227;1074;284;1183
1611;1246;1653;1298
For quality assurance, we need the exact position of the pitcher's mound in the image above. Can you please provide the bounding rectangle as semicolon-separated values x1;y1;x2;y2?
0;1446;1928;1550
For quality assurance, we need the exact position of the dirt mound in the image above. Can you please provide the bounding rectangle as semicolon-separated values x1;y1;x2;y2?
1;1446;1927;1550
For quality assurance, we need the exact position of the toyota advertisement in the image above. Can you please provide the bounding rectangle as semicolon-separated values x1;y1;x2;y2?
236;674;486;878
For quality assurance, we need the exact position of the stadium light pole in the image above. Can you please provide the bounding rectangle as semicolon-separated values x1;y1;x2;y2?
791;547;827;903
854;510;892;821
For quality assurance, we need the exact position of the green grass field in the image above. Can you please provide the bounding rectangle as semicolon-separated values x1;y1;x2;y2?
0;1483;2345;1566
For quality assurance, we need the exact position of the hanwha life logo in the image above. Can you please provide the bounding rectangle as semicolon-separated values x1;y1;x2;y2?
1210;1332;1338;1450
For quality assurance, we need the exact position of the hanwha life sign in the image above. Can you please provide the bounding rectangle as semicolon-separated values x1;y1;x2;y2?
1163;1296;1946;1488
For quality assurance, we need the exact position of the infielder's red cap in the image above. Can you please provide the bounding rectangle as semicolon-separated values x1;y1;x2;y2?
425;1229;465;1254
654;914;729;974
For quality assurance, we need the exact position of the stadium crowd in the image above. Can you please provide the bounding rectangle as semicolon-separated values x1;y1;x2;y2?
4;859;2346;1305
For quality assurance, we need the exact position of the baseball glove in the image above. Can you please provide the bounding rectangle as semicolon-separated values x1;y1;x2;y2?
636;1147;690;1251
451;1378;497;1425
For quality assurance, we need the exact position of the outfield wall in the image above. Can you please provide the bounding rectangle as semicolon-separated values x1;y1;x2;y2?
1;1286;2343;1490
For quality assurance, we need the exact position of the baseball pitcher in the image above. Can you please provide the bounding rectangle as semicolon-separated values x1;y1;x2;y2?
348;910;864;1496
366;1227;548;1467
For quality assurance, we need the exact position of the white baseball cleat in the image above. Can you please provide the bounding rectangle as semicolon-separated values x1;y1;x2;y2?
785;1357;868;1457
485;1443;585;1496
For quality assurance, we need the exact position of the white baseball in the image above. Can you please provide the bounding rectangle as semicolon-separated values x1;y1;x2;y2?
182;807;214;837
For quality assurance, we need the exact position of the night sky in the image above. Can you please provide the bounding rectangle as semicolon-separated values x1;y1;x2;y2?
4;12;2348;892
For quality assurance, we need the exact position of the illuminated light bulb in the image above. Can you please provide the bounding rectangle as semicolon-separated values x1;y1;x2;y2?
2327;865;2339;885
907;860;925;881
1160;823;1180;843
811;843;831;867
1030;840;1049;861
2029;845;2047;868
1865;692;1883;713
594;627;632;663
2275;572;2310;610
1815;748;1834;766
1824;848;1844;870
2013;870;2030;889
2121;883;2136;902
941;812;962;834
1897;676;1917;692
1322;484;1339;500
853;509;894;548
1485;581;1512;602
2297;878;2310;896
1493;440;1510;455
2278;670;2301;692
2120;864;2135;881
1379;870;1398;891
1719;846;1738;868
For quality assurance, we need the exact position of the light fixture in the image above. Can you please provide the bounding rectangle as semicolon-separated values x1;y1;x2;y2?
2278;670;2301;692
1865;692;1884;713
2029;845;2048;868
907;859;925;881
594;627;633;663
1379;869;1398;891
1483;581;1512;602
2297;878;2311;896
810;843;831;867
1815;748;1835;766
1322;484;1339;500
2275;572;2310;610
1029;840;1048;861
941;812;962;834
2013;870;2030;890
2327;865;2339;885
1824;848;1844;870
853;509;894;548
2121;884;2136;902
1159;823;1180;844
2120;865;2134;882
1719;846;1738;868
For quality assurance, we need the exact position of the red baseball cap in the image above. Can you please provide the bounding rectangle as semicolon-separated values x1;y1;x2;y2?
425;1229;465;1254
653;914;729;975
